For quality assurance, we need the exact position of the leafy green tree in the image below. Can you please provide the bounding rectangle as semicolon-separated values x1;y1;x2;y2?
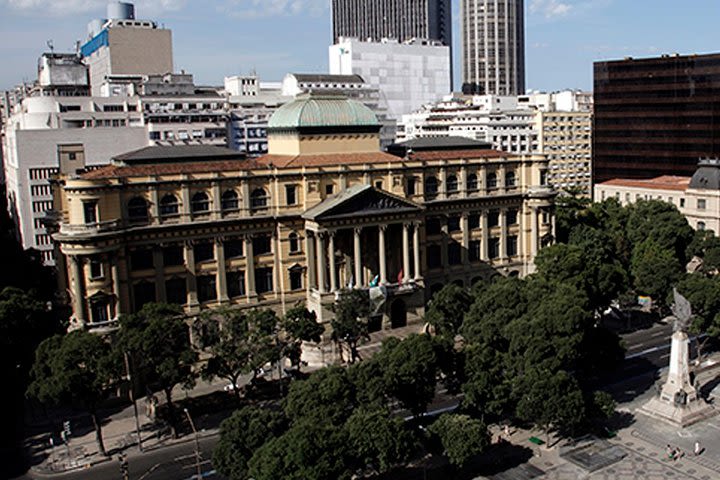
28;331;118;456
343;407;417;474
117;303;197;438
626;200;694;264
675;273;720;360
515;369;586;443
631;239;683;305
462;344;512;422
212;406;287;480
248;420;351;480
347;357;387;409
425;284;473;339
429;414;489;468
283;305;324;370
461;276;527;347
283;366;357;426
331;289;371;363
554;190;592;243
588;391;616;424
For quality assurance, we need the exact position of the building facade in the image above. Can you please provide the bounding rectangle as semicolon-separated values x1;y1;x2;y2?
329;37;451;119
594;158;720;234
461;0;525;95
331;0;452;47
593;52;720;184
537;110;592;195
51;95;554;340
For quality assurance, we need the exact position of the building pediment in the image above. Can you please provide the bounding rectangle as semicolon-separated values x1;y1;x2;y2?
302;184;423;222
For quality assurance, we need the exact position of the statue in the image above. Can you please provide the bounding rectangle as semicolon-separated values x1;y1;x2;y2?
670;288;692;333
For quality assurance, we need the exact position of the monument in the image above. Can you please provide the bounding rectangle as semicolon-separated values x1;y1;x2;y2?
639;289;717;427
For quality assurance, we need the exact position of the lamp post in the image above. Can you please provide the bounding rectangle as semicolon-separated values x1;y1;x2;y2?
183;408;202;480
123;351;143;452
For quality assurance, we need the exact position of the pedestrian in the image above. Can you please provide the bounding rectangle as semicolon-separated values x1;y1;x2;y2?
694;441;701;456
504;424;511;438
666;444;674;460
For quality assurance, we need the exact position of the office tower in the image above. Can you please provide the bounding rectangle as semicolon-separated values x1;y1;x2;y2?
461;0;525;95
593;52;720;184
331;0;452;47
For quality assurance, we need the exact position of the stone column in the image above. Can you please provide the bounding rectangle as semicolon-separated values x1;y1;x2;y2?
460;165;468;199
439;167;447;200
353;227;362;288
215;239;229;303
481;211;489;261
402;223;411;283
241;180;251;215
328;232;337;292
316;233;327;293
153;247;166;303
378;225;387;284
212;182;222;220
531;207;539;257
498;165;506;194
306;232;317;290
181;182;191;221
111;258;122;318
245;235;256;299
185;242;199;307
461;214;470;266
551;209;557;242
500;209;508;261
413;223;421;280
70;256;86;325
150;186;160;224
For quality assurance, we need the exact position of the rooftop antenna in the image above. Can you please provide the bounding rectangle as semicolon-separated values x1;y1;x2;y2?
46;40;54;54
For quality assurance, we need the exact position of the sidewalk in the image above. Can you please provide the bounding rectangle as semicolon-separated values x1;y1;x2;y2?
27;323;425;475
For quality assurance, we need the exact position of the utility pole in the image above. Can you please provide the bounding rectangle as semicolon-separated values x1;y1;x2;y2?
183;408;202;480
124;351;143;452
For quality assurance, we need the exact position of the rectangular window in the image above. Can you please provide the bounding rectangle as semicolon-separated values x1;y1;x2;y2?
255;267;273;294
227;271;245;298
698;199;707;210
325;184;334;196
252;235;272;256
488;210;500;228
165;277;187;305
224;239;244;259
197;275;217;303
194;242;214;263
468;214;481;230
406;177;416;196
374;180;383;189
290;269;303;291
506;209;518;226
89;258;104;279
469;240;481;262
286;185;297;205
83;201;97;224
448;242;462;265
680;198;686;208
426;218;442;235
133;282;156;311
130;249;154;271
90;299;109;323
447;216;461;233
163;246;184;266
489;238;500;259
507;235;518;257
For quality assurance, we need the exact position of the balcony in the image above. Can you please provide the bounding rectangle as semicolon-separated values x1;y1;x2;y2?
60;219;122;236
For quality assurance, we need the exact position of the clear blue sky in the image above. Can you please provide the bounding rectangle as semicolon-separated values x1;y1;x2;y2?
1;0;719;92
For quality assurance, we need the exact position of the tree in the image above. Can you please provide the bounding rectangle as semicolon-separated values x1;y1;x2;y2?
116;303;197;438
28;331;118;456
347;357;387;409
462;344;512;422
343;407;417;475
194;308;280;403
675;273;720;360
425;284;473;339
379;334;439;417
331;289;371;363
212;406;287;480
248;420;351;480
283;305;324;370
626;200;694;264
631;239;683;306
283;366;357;426
429;414;489;468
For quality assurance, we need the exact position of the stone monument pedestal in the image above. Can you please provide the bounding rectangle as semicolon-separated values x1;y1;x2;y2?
639;330;716;427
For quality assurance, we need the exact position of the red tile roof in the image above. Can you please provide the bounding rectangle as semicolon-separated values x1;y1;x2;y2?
255;152;400;168
408;149;508;161
599;176;690;191
81;159;262;179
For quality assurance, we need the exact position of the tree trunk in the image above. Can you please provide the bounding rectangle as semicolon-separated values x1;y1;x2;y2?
163;388;178;439
91;411;107;457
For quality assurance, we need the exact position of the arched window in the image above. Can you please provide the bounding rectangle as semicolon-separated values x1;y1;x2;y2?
221;190;239;211
289;232;300;253
127;196;148;222
467;173;478;191
425;176;439;198
191;192;210;213
698;221;706;231
505;171;516;187
159;194;179;217
446;175;458;194
251;188;268;210
487;172;498;189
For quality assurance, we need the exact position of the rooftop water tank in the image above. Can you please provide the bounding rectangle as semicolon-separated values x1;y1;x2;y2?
107;2;135;20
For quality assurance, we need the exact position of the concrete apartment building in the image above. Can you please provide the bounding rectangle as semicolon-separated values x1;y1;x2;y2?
50;95;554;343
82;2;173;96
461;0;525;95
537;110;592;195
593;52;720;184
595;159;720;234
329;37;451;119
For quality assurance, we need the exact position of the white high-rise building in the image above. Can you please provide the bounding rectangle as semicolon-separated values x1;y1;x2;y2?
329;37;451;119
461;0;525;95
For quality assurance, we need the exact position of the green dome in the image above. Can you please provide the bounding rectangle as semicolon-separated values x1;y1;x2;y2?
268;94;379;131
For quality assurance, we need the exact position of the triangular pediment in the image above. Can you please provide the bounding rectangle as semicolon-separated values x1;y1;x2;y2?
302;185;422;221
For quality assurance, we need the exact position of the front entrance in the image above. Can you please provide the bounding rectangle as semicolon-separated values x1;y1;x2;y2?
390;299;407;329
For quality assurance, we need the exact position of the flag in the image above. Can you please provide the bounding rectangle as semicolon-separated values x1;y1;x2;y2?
397;269;404;284
369;275;379;287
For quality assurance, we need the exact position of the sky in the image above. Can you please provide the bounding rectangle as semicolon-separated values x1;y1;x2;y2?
0;0;719;92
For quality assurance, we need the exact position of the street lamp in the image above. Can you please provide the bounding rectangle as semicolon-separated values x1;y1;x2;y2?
183;408;202;480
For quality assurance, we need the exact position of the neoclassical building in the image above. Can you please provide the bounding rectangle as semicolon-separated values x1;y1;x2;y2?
51;94;554;335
